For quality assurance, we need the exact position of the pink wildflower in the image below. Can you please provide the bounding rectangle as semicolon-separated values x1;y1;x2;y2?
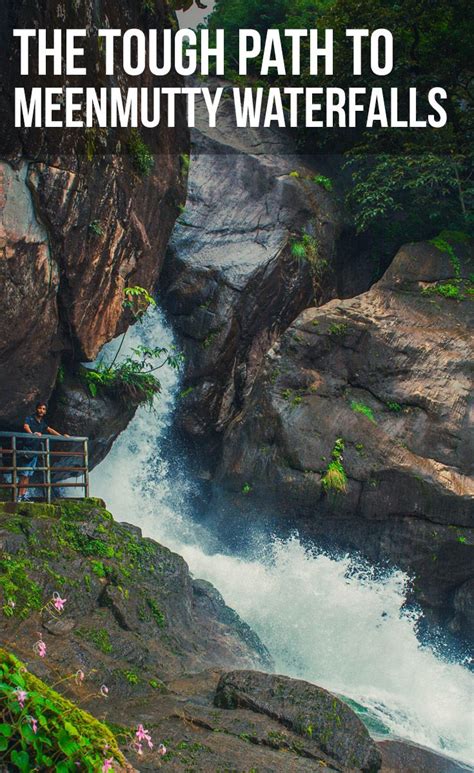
14;688;28;708
30;716;38;734
158;743;167;756
75;669;85;685
53;592;67;612
136;724;153;749
100;684;109;698
102;758;114;772
33;635;46;658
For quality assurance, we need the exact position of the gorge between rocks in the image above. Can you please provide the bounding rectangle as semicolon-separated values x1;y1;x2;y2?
90;310;474;767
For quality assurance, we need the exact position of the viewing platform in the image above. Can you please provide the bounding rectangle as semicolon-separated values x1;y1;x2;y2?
0;431;89;503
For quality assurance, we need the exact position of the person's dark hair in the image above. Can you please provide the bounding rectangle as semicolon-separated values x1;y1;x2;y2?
35;401;47;410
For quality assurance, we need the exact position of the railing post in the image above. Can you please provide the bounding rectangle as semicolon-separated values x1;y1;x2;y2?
84;439;89;497
45;437;52;504
12;435;17;503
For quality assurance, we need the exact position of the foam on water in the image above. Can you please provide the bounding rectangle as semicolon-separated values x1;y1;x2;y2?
92;309;474;765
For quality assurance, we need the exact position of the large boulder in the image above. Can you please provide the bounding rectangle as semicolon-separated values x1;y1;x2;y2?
215;670;382;772
210;238;474;638
0;0;188;429
161;80;347;448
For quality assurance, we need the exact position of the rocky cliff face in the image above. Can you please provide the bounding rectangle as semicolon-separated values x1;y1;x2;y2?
0;0;188;432
161;81;355;451
209;238;474;641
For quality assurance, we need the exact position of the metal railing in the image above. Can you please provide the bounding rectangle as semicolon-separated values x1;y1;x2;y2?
0;432;89;503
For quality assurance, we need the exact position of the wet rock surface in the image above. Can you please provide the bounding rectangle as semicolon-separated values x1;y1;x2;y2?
0;0;188;430
215;670;382;772
161;80;346;449
209;239;474;640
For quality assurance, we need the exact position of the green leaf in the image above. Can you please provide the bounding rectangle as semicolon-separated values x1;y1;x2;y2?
11;750;30;771
0;736;10;751
0;723;13;737
64;721;80;737
57;729;80;756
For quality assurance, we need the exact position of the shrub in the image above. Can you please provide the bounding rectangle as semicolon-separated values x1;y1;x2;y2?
321;438;347;495
291;233;328;286
81;287;184;409
0;648;124;771
313;174;333;191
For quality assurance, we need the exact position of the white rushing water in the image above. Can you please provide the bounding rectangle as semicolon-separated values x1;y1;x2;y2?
91;309;474;766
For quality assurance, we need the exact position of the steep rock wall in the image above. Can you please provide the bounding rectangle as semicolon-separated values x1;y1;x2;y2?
209;239;474;641
0;0;188;432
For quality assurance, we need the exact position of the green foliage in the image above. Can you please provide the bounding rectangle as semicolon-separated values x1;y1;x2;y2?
56;365;65;385
0;558;43;620
291;232;328;287
123;285;156;320
128;129;154;176
88;220;103;237
81;344;183;409
0;648;124;771
351;401;377;423
328;321;347;336
122;669;139;685
313;174;333;191
241;483;252;496
321;438;347;495
387;401;402;412
180;153;190;175
289;170;300;178
423;282;462;300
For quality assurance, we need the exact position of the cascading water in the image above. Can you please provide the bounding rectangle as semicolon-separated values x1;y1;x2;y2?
91;308;474;766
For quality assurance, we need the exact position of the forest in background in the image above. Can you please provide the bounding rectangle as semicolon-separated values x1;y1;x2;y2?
201;0;473;264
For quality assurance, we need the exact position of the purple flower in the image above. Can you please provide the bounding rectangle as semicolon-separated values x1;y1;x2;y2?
136;724;153;749
53;592;67;612
102;758;114;772
30;716;38;734
14;688;28;708
33;635;46;658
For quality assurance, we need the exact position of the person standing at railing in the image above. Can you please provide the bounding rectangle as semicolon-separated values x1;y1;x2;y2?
17;402;69;501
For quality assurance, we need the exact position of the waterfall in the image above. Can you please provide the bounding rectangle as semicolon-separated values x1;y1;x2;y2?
91;308;474;766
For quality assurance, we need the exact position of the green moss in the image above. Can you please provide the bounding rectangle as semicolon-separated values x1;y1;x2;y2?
351;401;376;423
0;558;43;619
0;648;125;770
329;321;348;336
76;627;113;654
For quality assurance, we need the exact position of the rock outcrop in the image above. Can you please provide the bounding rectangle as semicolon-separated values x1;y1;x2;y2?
0;498;270;682
161;80;348;450
0;0;188;431
215;670;382;772
209;238;474;640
